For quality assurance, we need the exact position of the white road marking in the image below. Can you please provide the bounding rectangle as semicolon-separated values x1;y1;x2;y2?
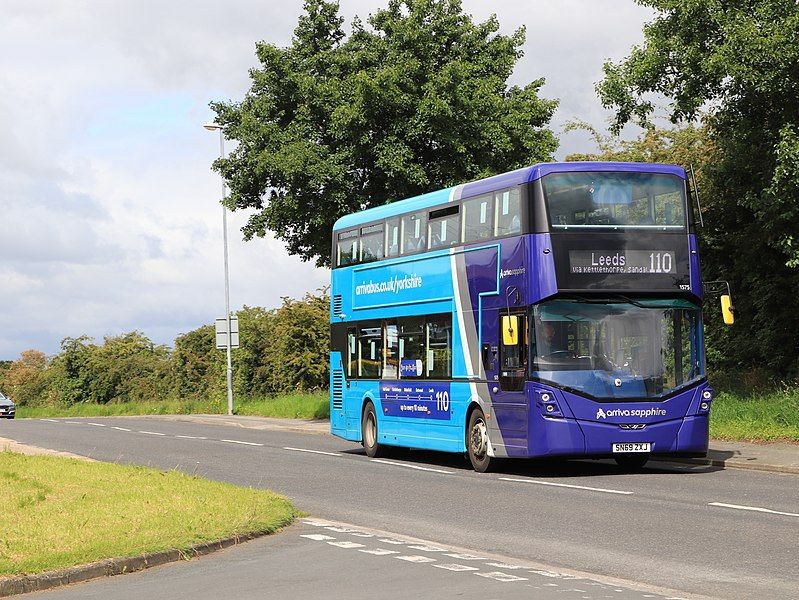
370;458;453;474
301;534;335;541
175;435;206;440
407;544;446;552
65;421;81;424
139;431;165;436
433;563;479;572
396;555;437;563
42;419;59;422
349;532;374;538
221;439;263;447
111;426;131;432
327;541;364;549
325;526;359;533
444;553;485;560
378;538;406;545
499;477;634;496
284;446;341;457
475;571;528;582
708;502;799;518
86;422;106;427
359;548;399;556
485;562;526;570
302;519;333;527
530;569;565;578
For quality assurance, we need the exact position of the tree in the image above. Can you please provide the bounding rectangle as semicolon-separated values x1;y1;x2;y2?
597;0;799;376
211;0;558;266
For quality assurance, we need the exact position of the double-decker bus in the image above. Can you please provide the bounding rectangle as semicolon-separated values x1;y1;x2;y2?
329;162;723;472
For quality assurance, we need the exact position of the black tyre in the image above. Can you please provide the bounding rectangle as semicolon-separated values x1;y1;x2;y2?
467;407;493;472
361;402;387;458
614;454;649;471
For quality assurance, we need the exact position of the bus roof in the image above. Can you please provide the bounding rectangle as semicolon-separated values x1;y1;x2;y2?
333;161;687;231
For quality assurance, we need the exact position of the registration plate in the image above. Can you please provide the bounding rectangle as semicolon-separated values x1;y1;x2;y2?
612;442;651;453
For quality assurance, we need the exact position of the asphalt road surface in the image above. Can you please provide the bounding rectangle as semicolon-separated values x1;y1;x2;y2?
3;417;797;599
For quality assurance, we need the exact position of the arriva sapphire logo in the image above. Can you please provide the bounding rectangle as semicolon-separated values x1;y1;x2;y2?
596;407;667;420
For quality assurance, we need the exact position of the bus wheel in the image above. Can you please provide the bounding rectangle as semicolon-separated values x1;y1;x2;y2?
467;408;493;472
614;454;649;471
362;402;386;458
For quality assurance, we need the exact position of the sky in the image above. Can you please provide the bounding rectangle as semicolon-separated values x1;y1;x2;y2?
0;0;655;360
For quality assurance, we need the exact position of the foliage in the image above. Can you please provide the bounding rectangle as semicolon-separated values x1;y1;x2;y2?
0;452;295;576
211;0;558;266
0;350;50;407
596;0;799;376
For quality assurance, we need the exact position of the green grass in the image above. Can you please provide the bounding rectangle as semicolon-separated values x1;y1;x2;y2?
710;386;799;443
17;391;329;421
0;452;296;577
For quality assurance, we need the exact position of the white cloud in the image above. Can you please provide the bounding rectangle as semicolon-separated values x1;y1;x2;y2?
0;0;653;359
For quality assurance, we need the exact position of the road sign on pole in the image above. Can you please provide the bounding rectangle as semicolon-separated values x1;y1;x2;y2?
215;316;240;350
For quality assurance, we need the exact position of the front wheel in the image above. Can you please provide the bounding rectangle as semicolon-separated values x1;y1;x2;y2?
614;454;649;471
361;402;387;458
467;408;494;472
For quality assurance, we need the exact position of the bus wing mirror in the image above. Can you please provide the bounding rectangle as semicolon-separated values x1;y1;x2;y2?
502;316;518;345
720;294;734;325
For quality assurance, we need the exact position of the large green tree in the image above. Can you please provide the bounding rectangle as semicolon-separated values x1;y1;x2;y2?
211;0;558;266
597;0;799;376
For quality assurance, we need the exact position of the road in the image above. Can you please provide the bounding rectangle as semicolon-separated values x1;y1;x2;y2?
2;417;797;599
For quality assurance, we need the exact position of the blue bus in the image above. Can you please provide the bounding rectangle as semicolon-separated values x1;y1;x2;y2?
329;162;722;472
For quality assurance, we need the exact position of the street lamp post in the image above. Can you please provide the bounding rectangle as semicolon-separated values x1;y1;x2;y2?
204;121;234;416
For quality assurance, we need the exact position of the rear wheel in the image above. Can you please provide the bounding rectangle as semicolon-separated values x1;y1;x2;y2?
361;402;386;458
614;454;649;470
467;408;493;472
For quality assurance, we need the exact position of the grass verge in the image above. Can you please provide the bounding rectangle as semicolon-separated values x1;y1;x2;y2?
0;452;296;577
709;387;799;443
17;391;329;421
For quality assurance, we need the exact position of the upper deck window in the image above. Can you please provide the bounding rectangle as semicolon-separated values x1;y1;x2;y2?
428;205;460;249
495;188;522;236
336;229;359;267
462;194;494;243
402;211;427;254
543;172;686;230
360;224;383;263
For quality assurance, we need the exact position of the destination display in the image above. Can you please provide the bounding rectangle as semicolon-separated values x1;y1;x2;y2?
569;250;676;274
550;232;691;292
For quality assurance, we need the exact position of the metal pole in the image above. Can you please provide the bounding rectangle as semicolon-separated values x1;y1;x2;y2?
218;129;234;416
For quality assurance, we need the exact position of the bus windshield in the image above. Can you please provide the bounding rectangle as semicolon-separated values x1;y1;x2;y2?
543;172;686;230
530;298;704;400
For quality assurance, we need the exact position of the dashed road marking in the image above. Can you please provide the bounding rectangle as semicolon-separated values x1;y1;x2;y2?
370;458;453;474
433;563;479;572
708;502;799;518
111;426;131;432
396;555;437;563
407;544;446;552
327;541;365;549
176;435;206;439
359;548;399;556
475;571;528;582
326;526;359;533
42;419;59;422
485;561;526;570
86;423;106;427
530;569;566;578
499;477;634;496
444;553;485;560
221;439;263;447
301;534;335;541
138;431;165;436
378;538;406;545
284;446;342;457
64;421;81;424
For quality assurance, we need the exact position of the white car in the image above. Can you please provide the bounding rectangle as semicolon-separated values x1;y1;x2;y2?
0;391;15;419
